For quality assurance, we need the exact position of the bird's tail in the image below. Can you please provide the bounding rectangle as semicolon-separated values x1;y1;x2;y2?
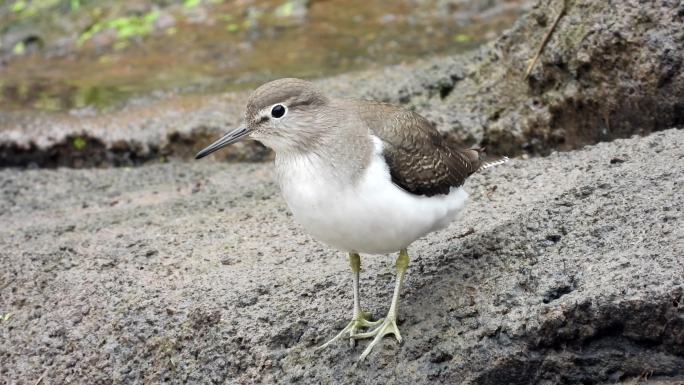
478;155;509;171
471;147;509;172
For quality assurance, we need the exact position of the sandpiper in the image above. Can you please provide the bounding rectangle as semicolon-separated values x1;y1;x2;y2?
196;78;507;360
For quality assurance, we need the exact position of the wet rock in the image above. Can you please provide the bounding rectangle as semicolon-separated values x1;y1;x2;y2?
3;0;683;166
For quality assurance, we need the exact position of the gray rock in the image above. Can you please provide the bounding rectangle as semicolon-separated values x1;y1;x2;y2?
326;0;684;156
1;128;682;384
2;0;682;167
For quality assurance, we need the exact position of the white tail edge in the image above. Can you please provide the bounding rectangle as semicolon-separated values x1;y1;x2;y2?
479;156;509;171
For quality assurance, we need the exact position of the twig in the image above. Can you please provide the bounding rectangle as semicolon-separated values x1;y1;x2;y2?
524;0;567;79
34;371;46;385
456;228;475;239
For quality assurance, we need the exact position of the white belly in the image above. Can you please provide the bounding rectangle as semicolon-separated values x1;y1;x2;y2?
277;140;468;254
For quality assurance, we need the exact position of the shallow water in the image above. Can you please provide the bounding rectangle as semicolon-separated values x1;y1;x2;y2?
0;0;525;112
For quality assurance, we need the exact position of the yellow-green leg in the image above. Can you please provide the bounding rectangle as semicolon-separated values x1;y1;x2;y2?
354;248;410;361
316;253;383;350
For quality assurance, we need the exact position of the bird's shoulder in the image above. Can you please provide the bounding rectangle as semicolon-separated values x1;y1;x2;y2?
354;100;482;197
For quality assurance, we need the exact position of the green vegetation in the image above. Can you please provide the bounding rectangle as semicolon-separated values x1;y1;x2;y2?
274;1;295;18
72;137;87;150
0;0;513;112
78;10;160;45
183;0;200;8
12;41;25;55
454;34;472;43
10;0;28;13
8;0;61;17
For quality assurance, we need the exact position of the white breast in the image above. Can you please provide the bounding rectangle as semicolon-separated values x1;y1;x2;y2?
277;137;468;254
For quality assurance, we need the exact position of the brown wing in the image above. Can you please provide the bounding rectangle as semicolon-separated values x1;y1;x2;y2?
357;101;483;197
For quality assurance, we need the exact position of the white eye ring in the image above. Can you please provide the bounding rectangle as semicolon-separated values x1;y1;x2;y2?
270;104;287;119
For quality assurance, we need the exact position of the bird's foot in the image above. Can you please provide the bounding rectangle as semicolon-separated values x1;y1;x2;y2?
353;316;402;361
316;311;383;350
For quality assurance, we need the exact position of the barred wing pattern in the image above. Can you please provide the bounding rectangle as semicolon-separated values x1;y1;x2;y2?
358;102;483;197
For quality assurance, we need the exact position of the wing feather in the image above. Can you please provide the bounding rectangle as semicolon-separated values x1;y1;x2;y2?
357;101;484;197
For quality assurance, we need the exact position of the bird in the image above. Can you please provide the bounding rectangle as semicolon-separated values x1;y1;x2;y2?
195;78;508;360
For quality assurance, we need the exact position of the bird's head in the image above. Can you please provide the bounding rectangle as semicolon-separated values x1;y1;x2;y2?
195;78;330;159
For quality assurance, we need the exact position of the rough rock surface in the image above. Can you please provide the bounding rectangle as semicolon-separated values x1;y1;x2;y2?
326;0;684;155
1;128;682;384
2;0;683;167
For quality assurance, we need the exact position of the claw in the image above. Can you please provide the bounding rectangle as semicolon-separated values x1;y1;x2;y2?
354;317;402;361
315;312;383;351
317;249;410;361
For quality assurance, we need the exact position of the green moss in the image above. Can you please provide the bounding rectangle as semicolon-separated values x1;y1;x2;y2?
454;34;472;43
12;41;25;55
183;0;200;9
10;0;27;13
72;137;87;150
79;10;160;45
34;92;62;110
8;0;60;18
274;2;295;18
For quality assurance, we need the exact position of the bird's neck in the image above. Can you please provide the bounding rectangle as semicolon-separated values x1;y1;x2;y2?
274;105;373;188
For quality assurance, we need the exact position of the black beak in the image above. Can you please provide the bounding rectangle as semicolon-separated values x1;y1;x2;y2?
195;125;251;159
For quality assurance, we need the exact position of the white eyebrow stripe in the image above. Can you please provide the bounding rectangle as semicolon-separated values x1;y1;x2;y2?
258;104;276;117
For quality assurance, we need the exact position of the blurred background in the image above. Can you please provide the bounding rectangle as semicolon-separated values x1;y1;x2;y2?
0;0;527;114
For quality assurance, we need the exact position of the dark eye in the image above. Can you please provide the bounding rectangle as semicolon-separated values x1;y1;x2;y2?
271;104;286;118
